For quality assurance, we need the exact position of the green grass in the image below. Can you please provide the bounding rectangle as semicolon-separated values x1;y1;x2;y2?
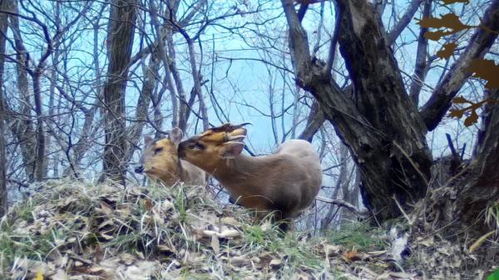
0;222;58;274
326;222;387;251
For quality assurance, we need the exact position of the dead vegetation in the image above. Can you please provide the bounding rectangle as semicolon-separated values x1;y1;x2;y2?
0;180;495;279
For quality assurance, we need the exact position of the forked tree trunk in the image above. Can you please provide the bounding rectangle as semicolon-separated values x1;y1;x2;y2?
101;0;137;184
282;0;498;226
281;0;432;222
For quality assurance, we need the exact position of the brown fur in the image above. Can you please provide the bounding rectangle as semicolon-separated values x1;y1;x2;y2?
178;124;322;221
136;130;206;186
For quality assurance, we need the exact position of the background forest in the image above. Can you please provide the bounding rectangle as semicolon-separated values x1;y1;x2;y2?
0;0;498;272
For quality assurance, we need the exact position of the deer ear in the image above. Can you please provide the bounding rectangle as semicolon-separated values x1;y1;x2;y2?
169;127;183;145
221;141;245;159
144;135;154;146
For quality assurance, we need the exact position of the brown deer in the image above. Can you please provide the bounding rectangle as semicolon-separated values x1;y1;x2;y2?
177;123;322;230
135;128;205;186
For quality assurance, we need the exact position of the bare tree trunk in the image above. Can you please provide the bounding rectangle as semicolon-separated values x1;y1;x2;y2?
32;66;46;181
101;0;137;184
408;0;432;106
0;0;9;217
7;0;37;181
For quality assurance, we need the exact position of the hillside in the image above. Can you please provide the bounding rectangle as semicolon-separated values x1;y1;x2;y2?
0;181;495;279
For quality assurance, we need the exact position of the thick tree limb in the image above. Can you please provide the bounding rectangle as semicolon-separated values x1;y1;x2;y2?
420;0;499;131
299;100;325;142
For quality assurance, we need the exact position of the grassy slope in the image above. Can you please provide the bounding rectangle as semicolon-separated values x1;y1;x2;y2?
0;180;487;279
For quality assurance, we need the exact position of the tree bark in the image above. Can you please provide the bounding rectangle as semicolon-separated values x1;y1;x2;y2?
101;0;137;184
457;88;499;231
281;0;432;222
299;100;325;142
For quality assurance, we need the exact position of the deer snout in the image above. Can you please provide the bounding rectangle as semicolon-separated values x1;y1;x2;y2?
135;165;144;173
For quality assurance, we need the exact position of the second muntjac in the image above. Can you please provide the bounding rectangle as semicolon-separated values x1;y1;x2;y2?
135;128;206;186
178;123;322;229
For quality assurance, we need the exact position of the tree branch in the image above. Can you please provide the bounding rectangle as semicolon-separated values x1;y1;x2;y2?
408;0;432;106
420;0;499;131
386;0;423;45
299;100;325;141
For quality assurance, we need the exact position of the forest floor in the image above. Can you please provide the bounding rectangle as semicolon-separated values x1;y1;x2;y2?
0;180;496;279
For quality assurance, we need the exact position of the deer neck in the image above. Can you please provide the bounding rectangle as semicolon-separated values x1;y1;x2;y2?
212;154;274;185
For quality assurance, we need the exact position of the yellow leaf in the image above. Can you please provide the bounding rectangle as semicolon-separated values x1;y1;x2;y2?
34;271;44;280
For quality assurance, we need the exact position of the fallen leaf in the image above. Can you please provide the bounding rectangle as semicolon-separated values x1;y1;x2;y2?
367;250;386;257
34;271;44;280
324;244;342;256
219;229;240;238
342;250;361;262
221;217;241;227
211;235;220;254
269;258;282;269
230;256;249;267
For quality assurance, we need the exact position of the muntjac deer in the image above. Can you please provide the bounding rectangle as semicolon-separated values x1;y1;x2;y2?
135;128;206;186
178;123;322;230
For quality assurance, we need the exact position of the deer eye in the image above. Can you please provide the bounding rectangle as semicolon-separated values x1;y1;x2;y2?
154;147;163;154
188;142;205;151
